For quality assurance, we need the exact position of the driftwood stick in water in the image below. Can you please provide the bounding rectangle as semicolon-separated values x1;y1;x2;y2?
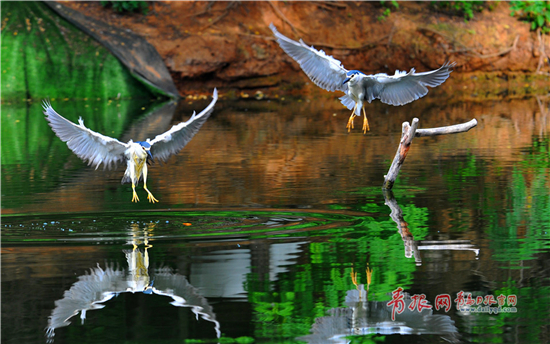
382;118;477;190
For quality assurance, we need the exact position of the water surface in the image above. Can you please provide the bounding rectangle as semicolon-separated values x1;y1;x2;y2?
2;93;549;343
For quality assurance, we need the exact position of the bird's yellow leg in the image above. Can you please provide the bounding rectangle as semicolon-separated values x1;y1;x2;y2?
131;183;140;202
366;264;372;292
142;166;159;203
346;104;358;132
362;106;370;133
350;267;363;299
144;184;159;203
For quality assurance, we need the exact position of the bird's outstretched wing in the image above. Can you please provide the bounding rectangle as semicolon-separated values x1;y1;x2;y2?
270;23;348;93
43;101;129;170
149;88;218;162
375;61;456;106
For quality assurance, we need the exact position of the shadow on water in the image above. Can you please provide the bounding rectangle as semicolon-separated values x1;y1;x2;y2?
1;93;550;343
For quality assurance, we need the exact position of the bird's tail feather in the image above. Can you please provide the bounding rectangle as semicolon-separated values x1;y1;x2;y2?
339;95;355;110
121;174;131;185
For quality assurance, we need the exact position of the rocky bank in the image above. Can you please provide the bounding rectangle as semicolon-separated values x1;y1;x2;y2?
63;1;549;97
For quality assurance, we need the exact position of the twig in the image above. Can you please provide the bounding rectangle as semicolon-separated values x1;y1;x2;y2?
269;0;305;36
475;35;519;59
382;118;477;190
387;25;396;48
415;119;478;137
536;29;550;74
201;10;229;30
318;1;348;9
201;2;237;30
181;3;225;19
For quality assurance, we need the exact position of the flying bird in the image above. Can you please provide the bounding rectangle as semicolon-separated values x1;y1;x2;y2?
44;89;218;203
270;23;455;133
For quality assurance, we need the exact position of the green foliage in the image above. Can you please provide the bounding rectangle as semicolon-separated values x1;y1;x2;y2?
510;1;550;33
430;1;485;21
0;2;154;102
100;1;149;15
454;0;485;20
377;1;399;21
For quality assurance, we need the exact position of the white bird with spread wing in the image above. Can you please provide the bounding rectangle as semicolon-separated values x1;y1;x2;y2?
270;24;455;133
44;89;218;203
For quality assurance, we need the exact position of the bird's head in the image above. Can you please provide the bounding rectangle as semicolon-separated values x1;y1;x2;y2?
343;70;364;85
136;141;153;160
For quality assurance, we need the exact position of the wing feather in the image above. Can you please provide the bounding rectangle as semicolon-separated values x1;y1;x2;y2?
43;101;128;170
376;62;456;106
149;88;218;162
270;23;348;93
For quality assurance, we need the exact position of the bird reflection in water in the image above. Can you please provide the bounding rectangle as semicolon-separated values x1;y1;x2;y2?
298;265;459;343
351;265;372;301
45;222;220;343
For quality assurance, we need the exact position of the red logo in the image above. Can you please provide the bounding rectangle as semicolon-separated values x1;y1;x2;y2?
387;287;406;321
434;294;451;312
409;294;433;312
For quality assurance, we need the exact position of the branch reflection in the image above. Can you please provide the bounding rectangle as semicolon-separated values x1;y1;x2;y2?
383;189;480;265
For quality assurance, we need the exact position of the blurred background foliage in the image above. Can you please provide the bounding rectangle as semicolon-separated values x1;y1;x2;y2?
1;1;154;102
510;1;550;33
100;1;150;15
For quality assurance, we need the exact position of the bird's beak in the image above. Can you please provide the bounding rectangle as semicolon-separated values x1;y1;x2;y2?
145;148;153;159
342;77;350;85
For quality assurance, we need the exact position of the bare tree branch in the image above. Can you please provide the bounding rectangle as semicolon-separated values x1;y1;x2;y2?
415;119;478;137
382;118;477;190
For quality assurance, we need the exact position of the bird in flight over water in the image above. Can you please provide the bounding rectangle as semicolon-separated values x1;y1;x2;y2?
270;24;455;133
44;89;218;203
